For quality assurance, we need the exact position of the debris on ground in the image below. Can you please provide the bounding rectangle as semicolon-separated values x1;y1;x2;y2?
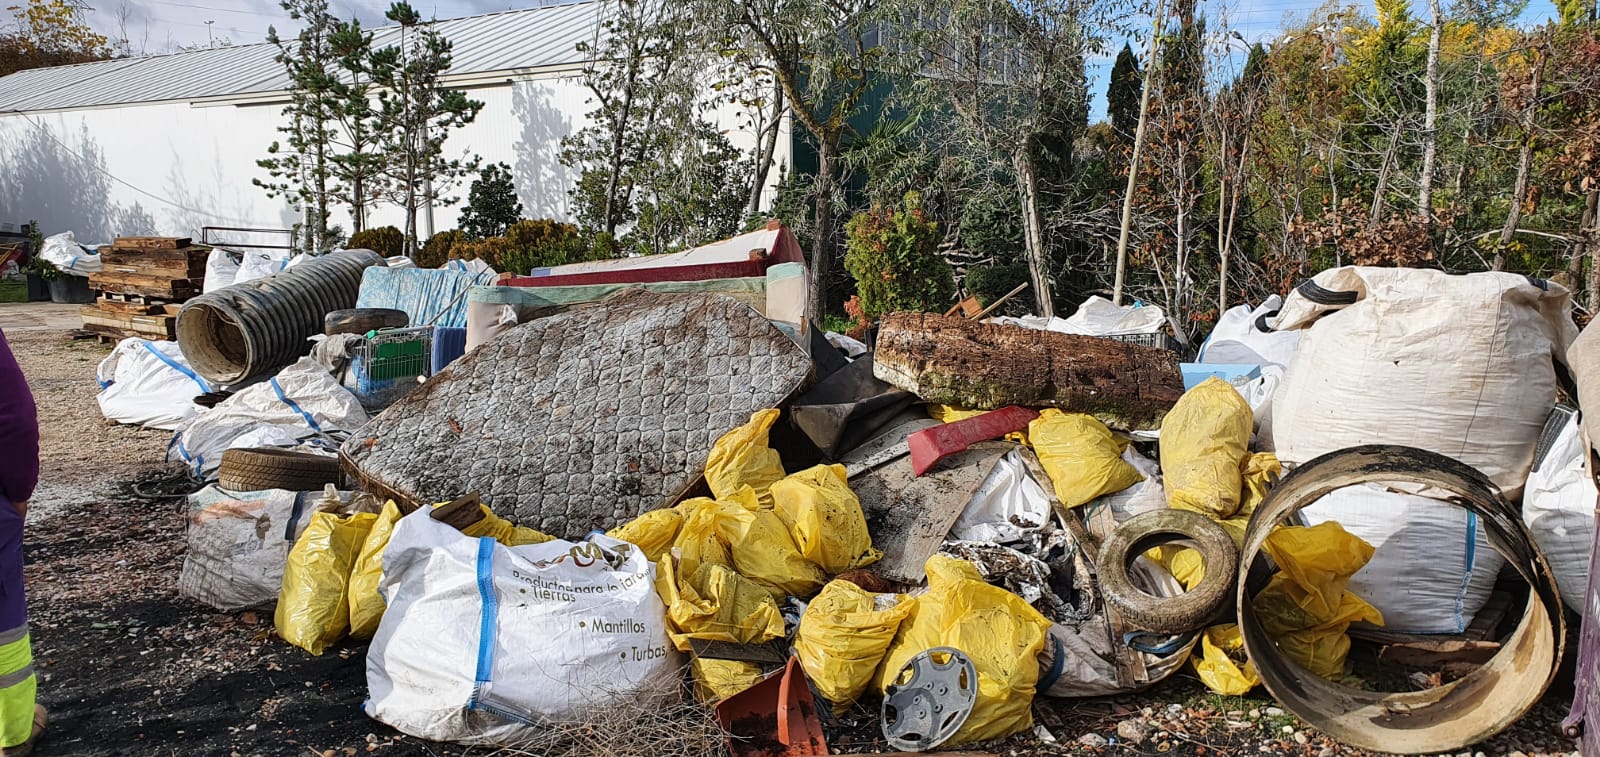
13;247;1596;757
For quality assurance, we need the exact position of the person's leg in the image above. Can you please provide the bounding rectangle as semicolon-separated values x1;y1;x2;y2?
0;503;38;754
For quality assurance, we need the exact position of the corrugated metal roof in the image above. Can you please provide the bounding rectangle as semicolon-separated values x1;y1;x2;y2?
0;0;602;113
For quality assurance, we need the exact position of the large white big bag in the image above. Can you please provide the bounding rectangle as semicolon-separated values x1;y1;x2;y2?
1270;267;1577;497
1522;409;1597;611
1301;483;1505;634
365;510;682;745
96;338;210;430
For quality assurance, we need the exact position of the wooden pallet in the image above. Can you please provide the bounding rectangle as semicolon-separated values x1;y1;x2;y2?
86;272;200;300
79;306;176;340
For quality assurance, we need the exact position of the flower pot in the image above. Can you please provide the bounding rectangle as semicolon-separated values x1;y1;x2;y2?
24;273;49;302
47;275;94;304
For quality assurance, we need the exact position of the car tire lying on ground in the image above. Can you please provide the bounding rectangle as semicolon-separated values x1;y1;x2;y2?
218;447;342;492
324;308;408;336
1097;509;1238;635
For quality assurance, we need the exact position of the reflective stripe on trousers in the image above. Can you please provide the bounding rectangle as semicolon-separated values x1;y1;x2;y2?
0;625;34;748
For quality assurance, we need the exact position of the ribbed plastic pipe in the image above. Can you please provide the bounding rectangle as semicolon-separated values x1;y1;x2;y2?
177;249;385;386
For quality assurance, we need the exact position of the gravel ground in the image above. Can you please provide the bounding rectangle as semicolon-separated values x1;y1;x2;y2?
4;327;1588;756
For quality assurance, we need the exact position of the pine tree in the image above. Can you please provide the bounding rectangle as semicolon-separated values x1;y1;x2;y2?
458;163;523;239
369;2;484;255
328;19;383;234
256;0;341;252
1108;43;1142;141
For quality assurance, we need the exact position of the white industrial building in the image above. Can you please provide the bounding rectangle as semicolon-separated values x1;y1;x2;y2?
0;0;791;245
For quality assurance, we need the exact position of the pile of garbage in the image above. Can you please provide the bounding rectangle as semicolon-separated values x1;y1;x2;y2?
90;230;1600;755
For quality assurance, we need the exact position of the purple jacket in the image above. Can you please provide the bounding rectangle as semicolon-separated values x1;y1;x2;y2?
0;329;38;507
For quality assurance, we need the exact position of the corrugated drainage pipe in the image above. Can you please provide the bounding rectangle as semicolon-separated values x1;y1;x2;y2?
177;249;385;386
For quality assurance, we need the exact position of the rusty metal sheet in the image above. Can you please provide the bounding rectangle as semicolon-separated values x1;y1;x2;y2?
340;290;813;537
1239;445;1564;755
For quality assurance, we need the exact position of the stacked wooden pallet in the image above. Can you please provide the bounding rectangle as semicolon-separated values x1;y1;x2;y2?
80;237;207;342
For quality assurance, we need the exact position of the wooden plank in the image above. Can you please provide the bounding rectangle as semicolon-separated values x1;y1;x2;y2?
87;272;199;299
873;312;1185;431
100;262;207;279
93;299;165;315
79;307;176;332
101;247;209;265
94;290;173;305
113;236;190;249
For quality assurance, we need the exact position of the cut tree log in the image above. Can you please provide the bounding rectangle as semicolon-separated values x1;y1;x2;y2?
873;312;1184;430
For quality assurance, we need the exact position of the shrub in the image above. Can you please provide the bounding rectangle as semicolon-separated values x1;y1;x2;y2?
347;226;404;258
416;230;465;268
843;192;955;320
497;219;602;276
450;236;514;271
965;260;1032;316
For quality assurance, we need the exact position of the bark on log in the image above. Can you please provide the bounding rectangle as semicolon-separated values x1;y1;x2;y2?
873;312;1185;430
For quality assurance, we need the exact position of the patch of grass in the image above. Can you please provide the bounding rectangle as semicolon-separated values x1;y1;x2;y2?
0;277;25;303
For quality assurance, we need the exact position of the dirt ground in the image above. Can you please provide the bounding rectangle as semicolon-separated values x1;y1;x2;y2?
4;326;1586;756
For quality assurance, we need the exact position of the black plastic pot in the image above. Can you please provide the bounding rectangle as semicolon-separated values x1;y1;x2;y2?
24;273;49;302
47;275;93;304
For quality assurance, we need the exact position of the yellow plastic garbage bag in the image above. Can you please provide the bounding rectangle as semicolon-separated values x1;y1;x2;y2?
705;408;788;507
771;464;882;574
1028;409;1142;508
655;553;786;652
607;507;685;562
1191;623;1260;695
1251;522;1384;680
796;580;912;713
458;504;554;546
1162;377;1254;518
276;510;377;655
672;497;736;581
876;556;1052;745
1239;452;1282;515
713;487;826;599
692;657;766;705
347;500;403;640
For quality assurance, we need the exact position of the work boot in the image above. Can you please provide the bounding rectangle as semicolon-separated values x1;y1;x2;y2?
0;705;47;757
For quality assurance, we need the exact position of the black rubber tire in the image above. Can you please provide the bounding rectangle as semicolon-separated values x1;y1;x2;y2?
324;308;408;336
1098;509;1239;635
218;447;342;492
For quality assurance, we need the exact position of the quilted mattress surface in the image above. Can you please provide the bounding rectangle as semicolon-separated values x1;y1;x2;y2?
341;289;813;536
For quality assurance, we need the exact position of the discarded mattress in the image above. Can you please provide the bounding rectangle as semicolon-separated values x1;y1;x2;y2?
355;266;497;329
502;222;803;287
341;290;815;536
465;262;807;351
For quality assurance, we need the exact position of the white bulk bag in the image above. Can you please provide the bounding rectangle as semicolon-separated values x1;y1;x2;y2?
365;511;682;745
1301;483;1505;634
171;357;368;478
202;248;242;292
178;486;313;611
1270;267;1577;497
1523;410;1597;610
234;249;292;285
96;338;210;430
1199;295;1300;371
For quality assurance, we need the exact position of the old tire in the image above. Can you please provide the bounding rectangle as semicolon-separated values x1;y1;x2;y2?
218;447;341;492
324;308;408;336
1098;509;1238;635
